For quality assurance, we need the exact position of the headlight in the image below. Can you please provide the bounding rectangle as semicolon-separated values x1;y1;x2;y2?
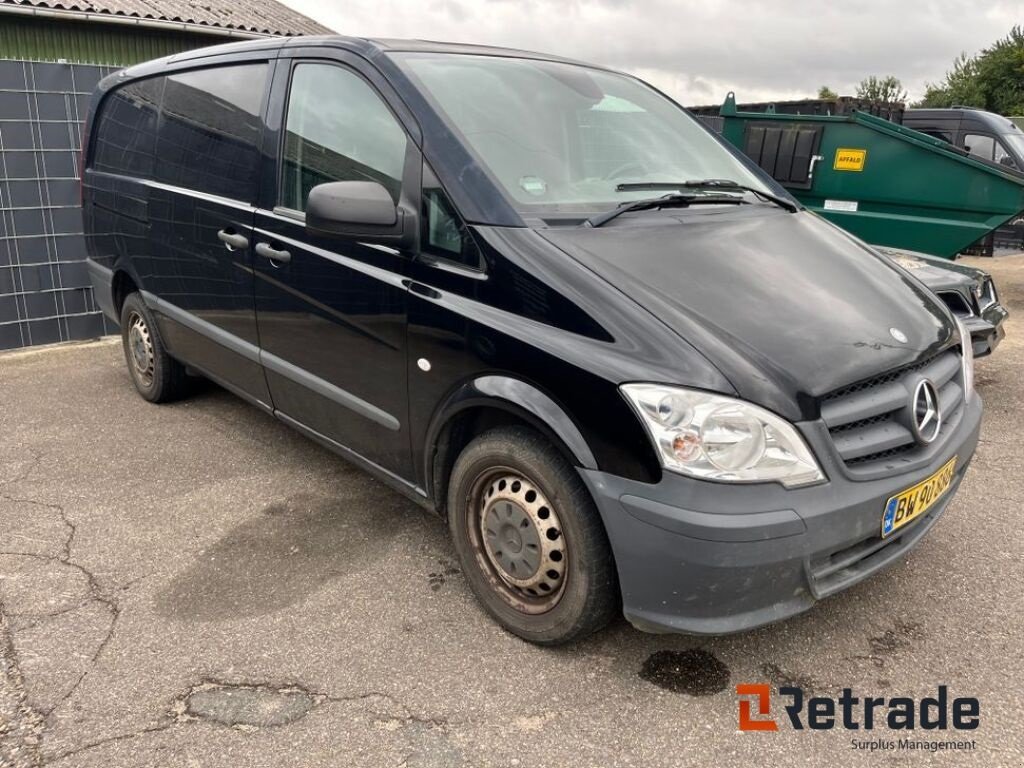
620;384;825;487
975;276;997;310
955;317;974;394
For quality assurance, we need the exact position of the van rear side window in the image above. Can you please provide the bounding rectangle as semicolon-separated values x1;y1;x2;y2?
156;64;268;203
93;77;163;178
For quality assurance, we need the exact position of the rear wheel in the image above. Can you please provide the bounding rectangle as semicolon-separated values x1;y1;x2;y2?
120;292;188;403
447;426;618;644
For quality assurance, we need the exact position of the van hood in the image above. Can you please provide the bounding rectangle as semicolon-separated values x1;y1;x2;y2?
539;208;954;420
873;246;985;293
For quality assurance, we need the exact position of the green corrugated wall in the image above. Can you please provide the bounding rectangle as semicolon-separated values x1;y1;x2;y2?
0;15;232;66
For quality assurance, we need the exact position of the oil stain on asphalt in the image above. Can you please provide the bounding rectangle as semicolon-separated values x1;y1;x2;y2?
639;649;731;695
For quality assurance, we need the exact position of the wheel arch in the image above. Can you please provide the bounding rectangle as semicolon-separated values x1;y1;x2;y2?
425;375;598;516
111;267;141;318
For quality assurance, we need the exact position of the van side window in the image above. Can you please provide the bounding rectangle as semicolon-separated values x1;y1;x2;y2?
156;63;267;202
281;63;408;211
93;77;163;178
963;134;995;161
918;129;952;144
422;165;481;269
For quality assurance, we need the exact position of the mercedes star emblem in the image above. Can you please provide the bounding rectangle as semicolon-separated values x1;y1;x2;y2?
911;379;941;445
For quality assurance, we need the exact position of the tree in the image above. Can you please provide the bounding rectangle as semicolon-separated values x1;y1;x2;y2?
914;27;1024;115
817;85;838;99
916;53;984;108
975;26;1024;115
855;75;907;104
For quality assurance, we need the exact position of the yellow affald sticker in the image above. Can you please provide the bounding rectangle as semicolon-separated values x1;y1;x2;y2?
834;148;867;171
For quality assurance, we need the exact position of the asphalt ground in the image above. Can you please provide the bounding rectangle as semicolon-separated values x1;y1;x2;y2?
1;255;1023;768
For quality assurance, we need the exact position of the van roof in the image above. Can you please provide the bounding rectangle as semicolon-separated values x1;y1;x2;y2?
906;108;1021;134
118;34;591;81
314;36;587;63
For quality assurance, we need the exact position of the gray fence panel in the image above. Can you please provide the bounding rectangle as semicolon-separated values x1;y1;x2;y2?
0;59;118;351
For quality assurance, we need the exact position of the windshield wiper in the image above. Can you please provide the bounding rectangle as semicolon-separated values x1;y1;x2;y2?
585;192;746;228
616;179;800;213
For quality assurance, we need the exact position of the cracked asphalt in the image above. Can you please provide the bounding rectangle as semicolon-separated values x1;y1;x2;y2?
1;255;1023;767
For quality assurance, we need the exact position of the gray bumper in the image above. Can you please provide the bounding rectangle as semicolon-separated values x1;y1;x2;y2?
86;258;118;323
964;305;1008;358
582;392;982;635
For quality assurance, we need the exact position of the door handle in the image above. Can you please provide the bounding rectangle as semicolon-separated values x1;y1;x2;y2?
406;281;442;300
255;242;292;265
217;229;249;251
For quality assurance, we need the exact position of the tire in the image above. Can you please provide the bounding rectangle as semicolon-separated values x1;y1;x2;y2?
447;426;619;645
119;292;189;403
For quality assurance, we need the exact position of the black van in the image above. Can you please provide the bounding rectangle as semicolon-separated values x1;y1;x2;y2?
84;37;982;644
903;107;1024;170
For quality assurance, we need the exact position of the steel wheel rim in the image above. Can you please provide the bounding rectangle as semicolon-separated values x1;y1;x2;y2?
467;467;568;614
126;311;155;388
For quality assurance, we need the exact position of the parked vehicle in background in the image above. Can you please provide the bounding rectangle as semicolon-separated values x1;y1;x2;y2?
903;107;1024;170
84;37;982;644
873;247;1007;356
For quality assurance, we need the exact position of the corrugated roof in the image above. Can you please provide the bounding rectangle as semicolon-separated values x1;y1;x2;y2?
0;0;333;37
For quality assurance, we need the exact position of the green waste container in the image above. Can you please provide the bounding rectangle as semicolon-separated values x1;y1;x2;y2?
711;94;1024;258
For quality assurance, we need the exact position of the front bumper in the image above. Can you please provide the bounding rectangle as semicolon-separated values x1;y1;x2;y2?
582;392;982;635
964;303;1008;358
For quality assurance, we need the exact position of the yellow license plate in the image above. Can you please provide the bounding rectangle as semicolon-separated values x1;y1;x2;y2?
881;457;957;538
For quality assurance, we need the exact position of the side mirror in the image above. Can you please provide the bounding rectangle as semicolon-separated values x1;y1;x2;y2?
305;180;405;241
999;154;1017;168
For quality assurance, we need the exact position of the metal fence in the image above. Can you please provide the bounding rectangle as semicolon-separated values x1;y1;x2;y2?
0;59;117;351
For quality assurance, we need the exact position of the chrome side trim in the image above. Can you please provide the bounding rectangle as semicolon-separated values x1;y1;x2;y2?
140;291;401;432
252;226;406;288
261;350;401;431
141;179;257;214
140;291;260;363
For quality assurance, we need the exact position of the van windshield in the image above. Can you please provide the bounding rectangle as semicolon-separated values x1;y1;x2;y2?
397;53;772;215
1001;132;1024;161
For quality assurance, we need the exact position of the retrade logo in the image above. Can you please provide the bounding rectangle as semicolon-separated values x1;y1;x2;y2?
736;684;778;731
736;684;979;733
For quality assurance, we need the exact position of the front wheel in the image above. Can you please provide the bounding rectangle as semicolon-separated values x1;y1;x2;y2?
447;426;619;645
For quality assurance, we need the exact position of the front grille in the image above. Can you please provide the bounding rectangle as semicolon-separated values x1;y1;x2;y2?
937;291;973;318
820;349;965;472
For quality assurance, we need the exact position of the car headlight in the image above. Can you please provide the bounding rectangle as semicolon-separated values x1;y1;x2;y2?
974;276;997;311
955;317;974;394
620;384;825;487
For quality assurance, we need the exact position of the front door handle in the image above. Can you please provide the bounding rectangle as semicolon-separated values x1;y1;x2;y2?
406;281;442;300
217;229;249;251
255;242;292;265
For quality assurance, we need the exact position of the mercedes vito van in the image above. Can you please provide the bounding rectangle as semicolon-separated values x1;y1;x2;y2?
84;37;982;644
903;107;1024;170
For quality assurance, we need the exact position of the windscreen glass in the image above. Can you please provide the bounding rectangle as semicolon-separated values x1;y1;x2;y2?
398;53;770;214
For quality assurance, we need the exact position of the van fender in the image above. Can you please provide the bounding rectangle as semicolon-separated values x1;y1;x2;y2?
426;375;598;482
86;258;146;323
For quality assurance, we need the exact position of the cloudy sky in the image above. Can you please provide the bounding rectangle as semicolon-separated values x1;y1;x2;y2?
281;0;1021;105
